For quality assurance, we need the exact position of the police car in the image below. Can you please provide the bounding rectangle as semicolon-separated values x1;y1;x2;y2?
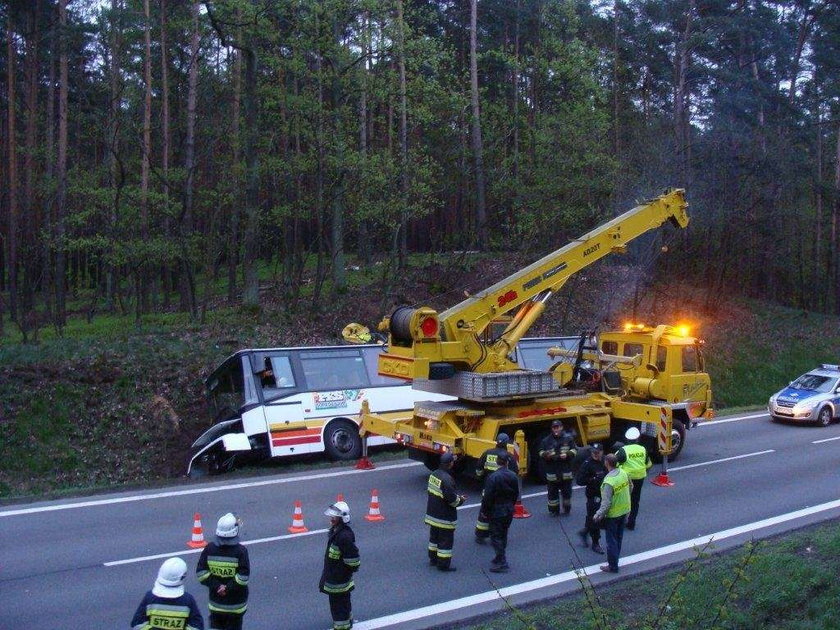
768;364;840;426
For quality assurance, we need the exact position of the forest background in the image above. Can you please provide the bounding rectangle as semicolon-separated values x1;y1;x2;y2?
2;0;839;335
2;0;840;496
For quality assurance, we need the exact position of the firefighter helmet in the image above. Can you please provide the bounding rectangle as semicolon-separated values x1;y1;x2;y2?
325;501;351;523
152;557;187;598
216;512;239;538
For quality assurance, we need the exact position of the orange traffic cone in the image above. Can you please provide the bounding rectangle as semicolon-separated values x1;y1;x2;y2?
187;513;208;548
513;500;532;519
336;493;344;503
364;489;385;522
288;500;309;533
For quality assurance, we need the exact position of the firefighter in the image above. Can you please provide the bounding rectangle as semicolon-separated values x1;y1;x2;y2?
593;453;632;573
474;432;511;543
479;452;520;572
539;420;577;515
425;451;465;571
320;501;360;630
616;426;652;530
575;443;606;554
132;557;204;630
196;513;250;630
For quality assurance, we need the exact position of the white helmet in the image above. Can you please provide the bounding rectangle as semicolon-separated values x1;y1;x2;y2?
625;427;641;441
216;512;239;538
325;501;351;523
152;557;187;598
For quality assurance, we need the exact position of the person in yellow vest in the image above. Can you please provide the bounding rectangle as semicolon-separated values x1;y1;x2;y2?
615;426;652;530
592;453;632;573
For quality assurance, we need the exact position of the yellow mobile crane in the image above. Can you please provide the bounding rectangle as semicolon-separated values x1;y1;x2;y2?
348;189;713;475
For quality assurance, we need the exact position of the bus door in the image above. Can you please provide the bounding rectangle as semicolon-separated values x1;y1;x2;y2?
253;353;312;456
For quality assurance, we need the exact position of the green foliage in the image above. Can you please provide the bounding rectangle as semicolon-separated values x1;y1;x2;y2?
468;523;840;630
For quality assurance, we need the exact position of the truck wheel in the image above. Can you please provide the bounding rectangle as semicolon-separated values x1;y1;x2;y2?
649;419;686;463
323;420;362;460
817;406;832;427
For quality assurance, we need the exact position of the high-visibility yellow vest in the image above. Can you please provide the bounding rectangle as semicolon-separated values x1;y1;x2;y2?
603;469;631;518
619;443;651;480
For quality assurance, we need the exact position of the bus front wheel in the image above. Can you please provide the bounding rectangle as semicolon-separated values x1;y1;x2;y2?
324;420;363;460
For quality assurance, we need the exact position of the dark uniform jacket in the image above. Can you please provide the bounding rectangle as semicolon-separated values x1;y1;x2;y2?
424;468;464;529
576;456;607;499
476;447;510;480
539;432;577;480
319;522;360;594
480;467;520;517
131;591;204;630
196;540;250;614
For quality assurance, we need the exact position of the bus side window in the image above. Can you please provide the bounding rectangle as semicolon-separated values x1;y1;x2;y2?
362;347;404;386
301;351;371;391
269;356;296;388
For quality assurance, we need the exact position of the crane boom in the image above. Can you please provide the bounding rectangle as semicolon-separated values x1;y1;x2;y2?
373;189;689;381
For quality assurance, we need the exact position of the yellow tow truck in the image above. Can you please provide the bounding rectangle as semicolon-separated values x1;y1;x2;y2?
346;189;713;476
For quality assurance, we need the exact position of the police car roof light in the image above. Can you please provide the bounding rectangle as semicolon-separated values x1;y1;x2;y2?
820;364;840;371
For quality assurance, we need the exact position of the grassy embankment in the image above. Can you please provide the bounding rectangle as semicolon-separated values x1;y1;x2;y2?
465;520;840;630
1;255;839;499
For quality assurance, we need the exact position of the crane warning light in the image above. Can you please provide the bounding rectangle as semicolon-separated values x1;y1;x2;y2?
675;324;691;337
419;316;439;338
623;322;647;331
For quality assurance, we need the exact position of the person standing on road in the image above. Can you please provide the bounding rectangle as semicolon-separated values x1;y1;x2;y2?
479;452;520;573
196;513;250;630
132;557;204;630
593;453;632;573
425;451;466;571
320;501;360;630
616;426;652;530
539;420;577;515
575;443;607;554
475;432;511;543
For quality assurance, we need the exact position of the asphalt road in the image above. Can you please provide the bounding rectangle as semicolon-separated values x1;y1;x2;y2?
2;411;840;630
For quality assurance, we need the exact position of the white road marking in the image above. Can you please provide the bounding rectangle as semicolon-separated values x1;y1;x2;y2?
813;435;840;444
104;528;330;566
697;412;767;426
0;409;780;519
667;449;774;471
354;497;840;629
0;461;423;518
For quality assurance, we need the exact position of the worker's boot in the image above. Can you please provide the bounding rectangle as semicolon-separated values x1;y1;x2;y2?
577;529;589;547
591;542;605;554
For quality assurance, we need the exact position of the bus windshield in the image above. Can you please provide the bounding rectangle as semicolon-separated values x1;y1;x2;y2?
207;356;255;416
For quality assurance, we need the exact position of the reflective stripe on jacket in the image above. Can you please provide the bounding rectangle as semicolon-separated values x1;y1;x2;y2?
425;469;463;529
319;523;360;595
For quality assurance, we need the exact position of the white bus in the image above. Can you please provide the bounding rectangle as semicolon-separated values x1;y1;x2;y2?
187;336;579;475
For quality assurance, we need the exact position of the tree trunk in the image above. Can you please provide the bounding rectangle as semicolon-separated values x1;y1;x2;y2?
139;0;153;319
833;122;840;313
105;0;122;313
228;38;242;303
6;18;19;325
357;9;371;266
241;43;260;307
55;0;68;327
469;0;487;249
22;1;40;319
673;0;694;188
160;0;171;308
396;0;409;266
180;0;200;317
